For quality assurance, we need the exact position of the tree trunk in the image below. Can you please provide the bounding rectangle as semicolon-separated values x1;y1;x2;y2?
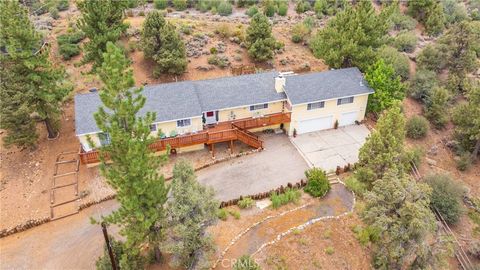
472;138;480;161
45;118;57;139
154;246;162;263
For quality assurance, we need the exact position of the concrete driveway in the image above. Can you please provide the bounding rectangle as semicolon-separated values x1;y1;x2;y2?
290;125;370;172
197;133;309;202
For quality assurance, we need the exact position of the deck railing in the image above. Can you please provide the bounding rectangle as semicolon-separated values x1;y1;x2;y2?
79;112;291;165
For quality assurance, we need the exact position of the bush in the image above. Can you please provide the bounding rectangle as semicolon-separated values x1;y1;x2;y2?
207;55;228;68
246;5;259;17
217;208;228;221
304;168;330;197
403;146;424;167
406;116;429;139
295;0;311;13
49;7;59;19
425;87;450;129
172;0;187;10
154;0;168;9
57;31;85;45
229;210;241;219
270;188;301;209
426;173;464;224
233;255;261;270
179;24;192;35
263;0;276;17
291;23;310;43
325;246;335;255
409;69;438;102
377;46;410;80
57;0;69;11
416;44;448;72
468;241;480;260
457;152;472;171
390;11;417;31
277;3;288;16
215;23;232;38
392;31;417;53
353;225;380;246
344;176;367;197
59;43;80;60
218;1;233;16
238;197;255;209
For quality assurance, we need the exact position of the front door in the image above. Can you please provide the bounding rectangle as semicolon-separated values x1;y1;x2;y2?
204;111;217;124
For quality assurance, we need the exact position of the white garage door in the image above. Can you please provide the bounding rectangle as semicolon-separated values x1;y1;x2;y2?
297;116;333;134
339;111;358;126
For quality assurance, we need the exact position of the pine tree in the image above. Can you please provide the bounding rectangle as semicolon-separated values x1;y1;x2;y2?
424;2;445;36
452;82;480;160
363;168;449;269
309;1;388;71
93;42;169;268
77;0;127;70
141;11;187;76
365;60;406;113
425;87;450;129
167;160;219;269
246;13;276;62
439;21;479;79
355;103;406;185
0;0;70;147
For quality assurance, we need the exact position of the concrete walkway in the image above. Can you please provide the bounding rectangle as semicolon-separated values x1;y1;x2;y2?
197;133;309;202
290;125;370;172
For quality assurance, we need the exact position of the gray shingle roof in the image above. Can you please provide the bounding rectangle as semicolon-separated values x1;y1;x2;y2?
74;82;203;135
75;72;286;135
284;67;374;105
74;68;373;136
194;71;286;112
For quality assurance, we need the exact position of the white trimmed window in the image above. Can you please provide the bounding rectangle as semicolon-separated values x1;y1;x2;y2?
337;96;354;105
249;103;268;111
307;101;325;110
150;124;157;131
176;119;191;127
98;132;111;146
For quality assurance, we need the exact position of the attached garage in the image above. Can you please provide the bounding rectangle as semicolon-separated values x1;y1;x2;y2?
339;111;358;127
297;116;333;134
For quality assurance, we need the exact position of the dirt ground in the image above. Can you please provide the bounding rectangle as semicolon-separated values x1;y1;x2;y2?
0;2;326;233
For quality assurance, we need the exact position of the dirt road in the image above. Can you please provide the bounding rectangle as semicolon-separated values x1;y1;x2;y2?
0;200;118;270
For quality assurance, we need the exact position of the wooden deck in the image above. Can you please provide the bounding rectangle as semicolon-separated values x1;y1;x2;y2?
79;112;291;165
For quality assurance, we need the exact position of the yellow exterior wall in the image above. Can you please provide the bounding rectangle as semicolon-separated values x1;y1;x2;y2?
78;116;203;151
153;116;203;137
217;101;285;122
288;94;369;135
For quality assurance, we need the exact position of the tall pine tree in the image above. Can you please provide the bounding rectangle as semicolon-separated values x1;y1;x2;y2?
363;168;449;269
167;160;219;269
93;42;169;267
77;0;127;70
246;13;276;62
355;103;406;186
141;11;187;76
0;0;70;147
452;82;480;160
309;1;388;71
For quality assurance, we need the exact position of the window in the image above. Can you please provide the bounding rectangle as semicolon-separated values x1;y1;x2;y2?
337;96;354;105
150;124;157;132
307;101;325;110
98;132;111;146
177;119;191;127
250;103;268;111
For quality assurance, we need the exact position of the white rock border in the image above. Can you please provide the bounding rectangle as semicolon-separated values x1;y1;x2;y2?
210;177;356;269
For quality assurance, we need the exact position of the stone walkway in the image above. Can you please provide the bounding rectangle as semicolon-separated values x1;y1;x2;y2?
212;183;354;269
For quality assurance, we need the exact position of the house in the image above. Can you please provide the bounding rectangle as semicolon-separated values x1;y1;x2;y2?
75;67;374;165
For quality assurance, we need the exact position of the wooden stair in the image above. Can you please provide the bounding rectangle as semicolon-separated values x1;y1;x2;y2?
50;151;80;220
327;173;340;185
